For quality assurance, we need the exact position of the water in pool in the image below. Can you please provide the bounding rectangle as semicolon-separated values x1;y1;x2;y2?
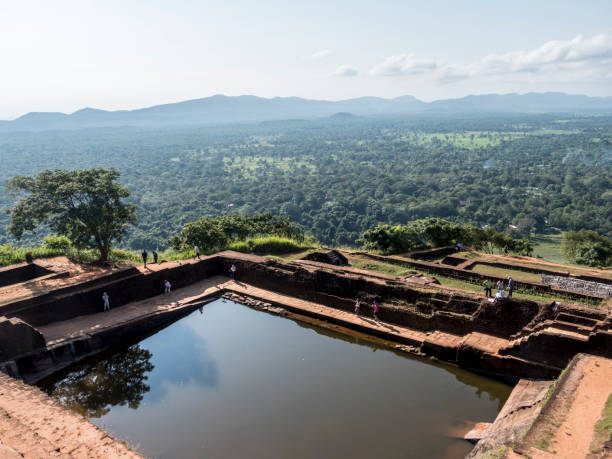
39;299;512;458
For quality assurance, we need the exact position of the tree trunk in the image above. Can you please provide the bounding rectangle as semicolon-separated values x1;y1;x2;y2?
99;244;110;263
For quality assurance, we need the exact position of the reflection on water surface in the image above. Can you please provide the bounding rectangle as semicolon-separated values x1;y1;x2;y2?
40;299;512;459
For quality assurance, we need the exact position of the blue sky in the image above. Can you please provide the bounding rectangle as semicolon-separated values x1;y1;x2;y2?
1;0;611;118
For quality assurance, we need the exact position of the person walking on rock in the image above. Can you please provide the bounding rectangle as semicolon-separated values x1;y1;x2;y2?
507;276;515;298
142;249;148;268
230;264;237;280
152;250;158;264
483;279;493;298
373;300;380;321
354;298;361;315
164;279;171;293
194;245;200;260
102;292;110;311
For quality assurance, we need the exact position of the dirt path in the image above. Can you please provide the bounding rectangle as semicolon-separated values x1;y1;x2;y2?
547;356;612;458
520;355;612;459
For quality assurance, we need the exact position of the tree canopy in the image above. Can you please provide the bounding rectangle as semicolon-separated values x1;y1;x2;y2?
360;218;533;255
562;230;612;267
169;213;303;252
0;114;610;254
6;168;137;262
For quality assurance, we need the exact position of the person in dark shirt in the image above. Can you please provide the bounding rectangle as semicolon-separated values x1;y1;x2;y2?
152;250;158;264
142;249;148;268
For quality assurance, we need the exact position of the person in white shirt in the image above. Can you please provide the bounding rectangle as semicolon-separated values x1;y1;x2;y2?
164;280;172;293
230;264;237;280
194;245;200;259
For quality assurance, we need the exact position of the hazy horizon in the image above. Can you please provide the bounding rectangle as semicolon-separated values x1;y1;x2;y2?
2;1;612;119
5;90;612;121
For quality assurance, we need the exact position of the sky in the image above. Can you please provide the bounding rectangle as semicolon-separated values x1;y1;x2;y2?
1;0;612;119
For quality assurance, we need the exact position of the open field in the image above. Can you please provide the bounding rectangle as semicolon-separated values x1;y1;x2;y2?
532;234;564;263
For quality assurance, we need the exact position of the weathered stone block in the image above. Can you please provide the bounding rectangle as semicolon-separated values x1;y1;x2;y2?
0;317;46;360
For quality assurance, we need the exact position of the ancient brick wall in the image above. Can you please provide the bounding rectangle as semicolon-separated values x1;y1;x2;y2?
541;275;612;298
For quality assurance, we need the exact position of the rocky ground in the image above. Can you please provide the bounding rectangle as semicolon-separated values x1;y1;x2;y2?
0;372;140;458
0;257;121;306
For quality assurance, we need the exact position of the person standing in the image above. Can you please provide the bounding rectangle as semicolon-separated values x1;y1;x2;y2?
373;300;380;321
194;245;200;260
230;264;237;280
152;250;158;264
164;279;171;293
354;298;361;315
483;279;493;297
102;292;110;311
496;279;504;293
142;249;148;268
507;277;515;298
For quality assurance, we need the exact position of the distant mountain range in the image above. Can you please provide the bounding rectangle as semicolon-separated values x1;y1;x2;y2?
2;92;612;132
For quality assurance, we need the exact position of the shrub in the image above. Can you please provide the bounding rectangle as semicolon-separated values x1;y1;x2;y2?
170;213;304;251
228;236;310;254
43;235;72;250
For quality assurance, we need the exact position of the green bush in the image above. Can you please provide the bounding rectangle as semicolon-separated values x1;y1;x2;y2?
360;218;534;255
562;230;612;267
228;236;310;254
170;213;304;252
43;235;72;250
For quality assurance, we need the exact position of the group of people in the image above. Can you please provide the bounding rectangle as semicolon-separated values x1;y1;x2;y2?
141;249;158;268
483;276;515;300
354;298;381;321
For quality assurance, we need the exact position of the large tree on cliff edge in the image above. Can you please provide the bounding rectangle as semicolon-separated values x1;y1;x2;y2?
6;168;137;263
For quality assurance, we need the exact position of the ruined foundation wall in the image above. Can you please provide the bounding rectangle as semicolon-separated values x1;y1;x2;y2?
1;251;609;383
360;252;606;302
541;274;612;298
5;259;221;327
0;263;53;288
217;255;543;339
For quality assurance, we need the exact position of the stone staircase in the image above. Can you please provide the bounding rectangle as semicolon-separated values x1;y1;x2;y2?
501;307;611;366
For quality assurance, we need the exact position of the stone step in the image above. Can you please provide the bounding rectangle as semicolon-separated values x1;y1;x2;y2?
556;312;599;327
540;327;590;341
550;320;593;335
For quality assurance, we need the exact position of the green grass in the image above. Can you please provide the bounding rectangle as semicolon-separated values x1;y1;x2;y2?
0;242;190;267
347;255;412;277
0;244;66;266
532;234;564;263
471;263;541;283
591;393;612;454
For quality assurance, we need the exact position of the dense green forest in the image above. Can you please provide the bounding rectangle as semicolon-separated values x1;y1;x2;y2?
1;113;611;250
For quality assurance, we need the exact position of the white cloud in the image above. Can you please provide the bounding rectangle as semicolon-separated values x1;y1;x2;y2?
311;49;333;60
370;54;437;76
371;33;612;83
333;65;358;77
